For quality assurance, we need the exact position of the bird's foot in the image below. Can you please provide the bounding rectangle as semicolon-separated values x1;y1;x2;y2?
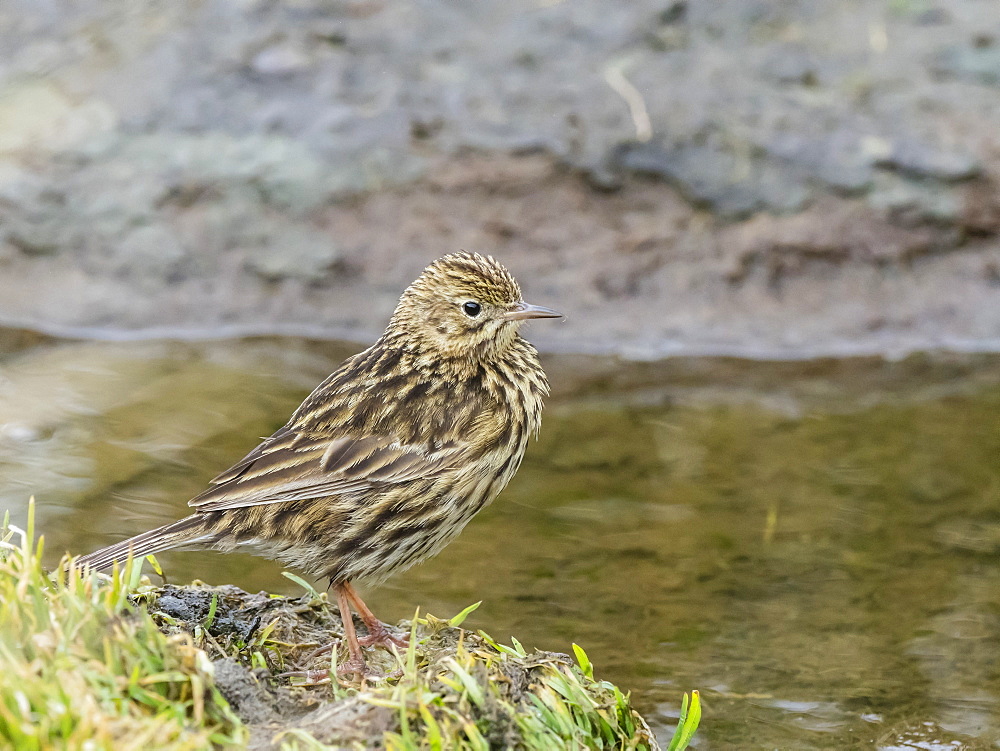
277;668;332;685
334;654;371;680
279;657;379;684
357;621;409;651
293;639;370;681
303;640;336;662
335;657;404;685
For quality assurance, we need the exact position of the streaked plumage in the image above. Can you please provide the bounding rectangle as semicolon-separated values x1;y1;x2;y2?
75;252;560;676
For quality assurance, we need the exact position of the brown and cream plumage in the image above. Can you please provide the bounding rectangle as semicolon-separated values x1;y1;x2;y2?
75;252;561;676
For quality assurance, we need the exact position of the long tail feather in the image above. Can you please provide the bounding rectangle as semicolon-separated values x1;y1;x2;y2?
73;515;209;571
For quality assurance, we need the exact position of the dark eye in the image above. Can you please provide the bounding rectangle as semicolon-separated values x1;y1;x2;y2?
462;301;482;318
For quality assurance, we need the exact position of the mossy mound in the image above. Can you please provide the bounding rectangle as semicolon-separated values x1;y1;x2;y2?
143;582;663;749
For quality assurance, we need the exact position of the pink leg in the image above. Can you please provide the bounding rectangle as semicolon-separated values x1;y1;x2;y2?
333;582;369;678
342;581;409;650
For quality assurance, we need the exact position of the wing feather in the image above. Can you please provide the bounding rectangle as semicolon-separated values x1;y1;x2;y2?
188;430;460;512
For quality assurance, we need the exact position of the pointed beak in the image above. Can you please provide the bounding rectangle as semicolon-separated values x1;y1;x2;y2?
503;302;563;321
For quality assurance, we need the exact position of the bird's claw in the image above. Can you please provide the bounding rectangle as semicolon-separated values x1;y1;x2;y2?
277;668;331;685
279;658;379;685
336;657;405;685
358;622;409;650
335;655;371;680
303;640;337;662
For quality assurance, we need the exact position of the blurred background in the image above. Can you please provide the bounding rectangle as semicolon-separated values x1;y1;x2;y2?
2;1;1000;748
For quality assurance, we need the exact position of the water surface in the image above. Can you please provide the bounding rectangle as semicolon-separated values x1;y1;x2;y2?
2;331;999;749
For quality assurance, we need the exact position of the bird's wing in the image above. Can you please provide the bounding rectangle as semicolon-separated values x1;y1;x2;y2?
187;428;461;512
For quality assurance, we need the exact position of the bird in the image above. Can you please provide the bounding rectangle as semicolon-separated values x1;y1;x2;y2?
74;252;561;677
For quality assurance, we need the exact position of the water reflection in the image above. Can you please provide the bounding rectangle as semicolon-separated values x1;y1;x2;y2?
2;332;1000;749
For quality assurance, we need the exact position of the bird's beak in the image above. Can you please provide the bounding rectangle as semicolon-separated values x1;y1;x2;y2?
503;302;563;321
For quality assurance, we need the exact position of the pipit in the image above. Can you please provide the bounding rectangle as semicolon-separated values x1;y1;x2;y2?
75;252;561;677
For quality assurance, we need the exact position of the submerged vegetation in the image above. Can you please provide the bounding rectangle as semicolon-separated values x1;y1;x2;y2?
0;503;699;749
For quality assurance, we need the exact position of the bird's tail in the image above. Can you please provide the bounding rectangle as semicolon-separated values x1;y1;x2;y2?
72;514;211;572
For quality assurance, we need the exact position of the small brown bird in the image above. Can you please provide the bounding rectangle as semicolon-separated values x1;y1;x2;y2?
76;253;560;676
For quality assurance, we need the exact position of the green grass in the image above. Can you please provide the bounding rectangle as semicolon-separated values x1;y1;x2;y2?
286;609;699;750
371;619;662;750
0;502;245;750
0;502;699;749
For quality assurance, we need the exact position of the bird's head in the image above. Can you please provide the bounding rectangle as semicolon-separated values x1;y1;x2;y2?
386;252;561;361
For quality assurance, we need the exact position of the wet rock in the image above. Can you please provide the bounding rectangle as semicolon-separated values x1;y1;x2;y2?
933;44;1000;87
914;7;951;26
611;138;811;218
867;174;961;227
0;81;116;154
243;225;341;283
151;584;273;643
250;41;314;77
762;129;874;194
4;212;72;257
658;1;687;25
762;44;821;87
117;134;355;215
0;161;46;204
114;224;189;280
874;139;980;182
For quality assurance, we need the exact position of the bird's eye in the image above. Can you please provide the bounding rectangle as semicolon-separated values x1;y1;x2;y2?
462;301;482;318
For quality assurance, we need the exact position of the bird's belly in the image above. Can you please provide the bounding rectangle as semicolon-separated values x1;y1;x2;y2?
339;458;518;583
224;446;526;584
355;517;468;584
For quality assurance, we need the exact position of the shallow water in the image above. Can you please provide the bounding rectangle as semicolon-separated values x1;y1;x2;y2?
3;330;1000;749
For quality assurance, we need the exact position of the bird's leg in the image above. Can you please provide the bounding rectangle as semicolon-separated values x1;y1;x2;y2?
290;582;402;682
333;581;369;678
342;580;410;650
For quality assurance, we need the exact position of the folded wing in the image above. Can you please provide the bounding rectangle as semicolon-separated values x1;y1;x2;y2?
188;427;460;512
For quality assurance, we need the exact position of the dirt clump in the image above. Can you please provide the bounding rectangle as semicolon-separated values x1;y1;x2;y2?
140;582;658;749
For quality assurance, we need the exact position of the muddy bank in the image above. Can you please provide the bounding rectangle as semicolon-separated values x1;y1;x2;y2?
142;582;662;750
1;1;1000;358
